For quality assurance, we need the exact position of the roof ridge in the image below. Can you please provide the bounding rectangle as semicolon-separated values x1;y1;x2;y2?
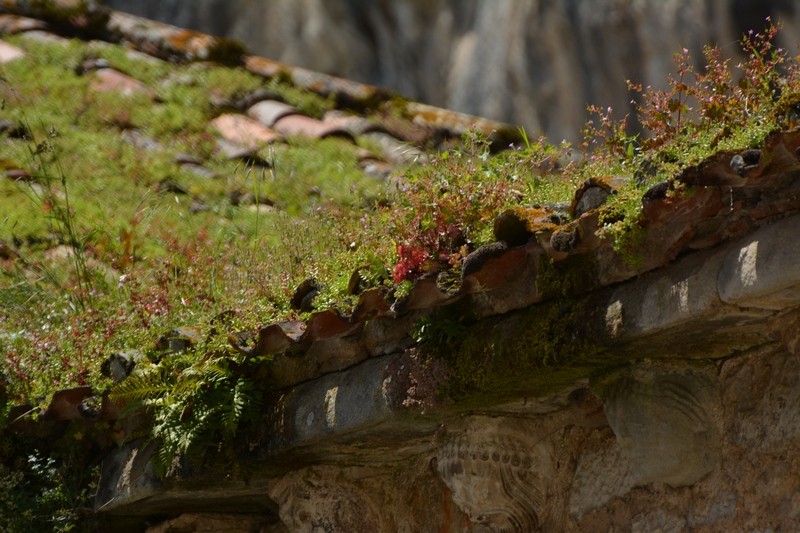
0;1;523;144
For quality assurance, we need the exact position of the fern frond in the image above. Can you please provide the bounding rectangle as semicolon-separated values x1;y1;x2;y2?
109;372;171;406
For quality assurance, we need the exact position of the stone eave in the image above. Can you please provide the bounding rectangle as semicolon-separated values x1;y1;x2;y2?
93;207;800;517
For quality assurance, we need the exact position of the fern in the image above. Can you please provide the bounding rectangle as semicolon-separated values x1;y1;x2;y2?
109;371;171;406
110;346;263;478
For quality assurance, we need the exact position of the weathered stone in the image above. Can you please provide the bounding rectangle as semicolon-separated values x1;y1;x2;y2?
718;214;800;309
687;490;737;528
265;354;402;449
268;468;381;532
265;458;471;533
631;509;687;533
360;312;416;357
569;429;635;519
721;344;800;453
267;336;367;389
601;361;721;487
435;415;555;530
95;440;161;513
602;246;728;339
767;307;800;354
145;513;276;532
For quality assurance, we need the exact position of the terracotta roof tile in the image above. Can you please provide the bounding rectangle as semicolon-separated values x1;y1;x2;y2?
0;39;24;62
323;111;387;136
88;68;155;97
243;54;389;108
246;99;298;127
210;113;282;149
17;28;67;43
272;113;354;140
40;386;93;422
107;10;245;63
0;14;47;34
405;101;521;143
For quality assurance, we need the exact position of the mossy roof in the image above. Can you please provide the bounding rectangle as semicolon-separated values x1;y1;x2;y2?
3;0;800;455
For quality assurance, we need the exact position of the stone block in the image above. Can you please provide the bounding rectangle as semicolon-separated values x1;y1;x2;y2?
601;362;721;487
95;440;161;513
721;345;800;453
267;354;400;448
569;432;635;519
719;214;800;310
603;247;727;339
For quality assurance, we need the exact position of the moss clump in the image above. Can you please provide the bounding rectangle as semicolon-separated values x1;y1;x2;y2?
27;0;110;34
422;297;603;405
537;253;600;299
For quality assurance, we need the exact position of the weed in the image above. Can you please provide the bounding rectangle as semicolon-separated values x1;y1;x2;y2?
388;132;575;282
109;336;263;477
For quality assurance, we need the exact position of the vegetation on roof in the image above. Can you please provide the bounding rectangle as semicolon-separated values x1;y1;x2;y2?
1;15;799;531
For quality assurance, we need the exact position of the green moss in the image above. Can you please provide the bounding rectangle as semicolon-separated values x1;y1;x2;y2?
264;78;336;119
420;297;604;405
204;38;248;66
263;137;380;214
27;0;110;32
86;41;173;86
537;253;600;299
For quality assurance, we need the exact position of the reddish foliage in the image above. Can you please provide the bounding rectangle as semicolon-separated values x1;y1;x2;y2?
392;244;429;283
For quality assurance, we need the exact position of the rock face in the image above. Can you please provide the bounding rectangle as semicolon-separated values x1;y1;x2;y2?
105;0;800;142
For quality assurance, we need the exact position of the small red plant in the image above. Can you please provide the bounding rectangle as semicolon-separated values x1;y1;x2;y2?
392;244;429;283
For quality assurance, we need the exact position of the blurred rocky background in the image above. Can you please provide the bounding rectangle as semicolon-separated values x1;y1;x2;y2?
106;0;800;143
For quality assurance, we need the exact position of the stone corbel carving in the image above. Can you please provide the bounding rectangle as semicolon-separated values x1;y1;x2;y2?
435;415;554;531
601;361;722;487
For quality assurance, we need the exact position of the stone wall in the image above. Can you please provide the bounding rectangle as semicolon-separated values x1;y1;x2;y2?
95;172;800;531
105;0;800;142
138;340;800;531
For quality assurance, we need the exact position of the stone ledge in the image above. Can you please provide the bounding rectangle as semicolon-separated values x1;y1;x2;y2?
95;213;800;521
